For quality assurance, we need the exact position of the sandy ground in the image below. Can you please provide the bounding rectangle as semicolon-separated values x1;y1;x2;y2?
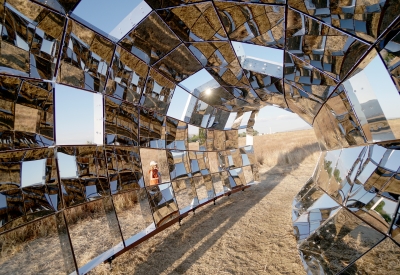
91;155;318;275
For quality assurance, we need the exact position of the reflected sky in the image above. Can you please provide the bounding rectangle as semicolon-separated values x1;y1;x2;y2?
338;146;364;170
225;112;237;130
343;54;400;142
179;69;216;93
166;86;190;121
72;0;151;40
21;159;46;187
55;84;103;145
232;42;284;78
58;152;78;179
239;112;252;128
363;55;400;120
308;193;339;211
380;150;400;172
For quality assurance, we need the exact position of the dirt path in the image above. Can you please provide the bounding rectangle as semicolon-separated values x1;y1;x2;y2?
92;159;316;275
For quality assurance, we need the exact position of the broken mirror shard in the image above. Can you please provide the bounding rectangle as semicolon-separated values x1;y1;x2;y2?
0;0;399;274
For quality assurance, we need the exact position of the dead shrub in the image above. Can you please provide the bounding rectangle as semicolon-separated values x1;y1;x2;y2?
256;154;265;165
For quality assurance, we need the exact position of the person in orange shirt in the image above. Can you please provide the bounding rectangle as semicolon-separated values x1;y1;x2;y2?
148;160;162;209
149;160;161;185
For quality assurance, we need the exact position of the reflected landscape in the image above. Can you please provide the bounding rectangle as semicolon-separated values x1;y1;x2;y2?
0;0;399;274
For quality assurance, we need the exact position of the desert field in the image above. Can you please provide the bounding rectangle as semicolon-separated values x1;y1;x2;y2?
90;129;320;274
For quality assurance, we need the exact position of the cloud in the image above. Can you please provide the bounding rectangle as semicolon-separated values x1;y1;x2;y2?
255;116;279;122
276;114;298;120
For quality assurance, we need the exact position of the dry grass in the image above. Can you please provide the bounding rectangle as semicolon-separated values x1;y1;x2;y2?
0;214;76;275
65;201;122;269
240;129;320;168
388;118;400;139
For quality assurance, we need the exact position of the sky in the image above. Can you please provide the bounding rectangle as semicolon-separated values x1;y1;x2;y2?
72;0;150;39
55;84;103;145
58;153;78;178
357;54;400;119
21;159;46;187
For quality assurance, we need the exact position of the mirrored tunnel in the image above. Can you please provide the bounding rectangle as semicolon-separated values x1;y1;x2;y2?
0;0;399;274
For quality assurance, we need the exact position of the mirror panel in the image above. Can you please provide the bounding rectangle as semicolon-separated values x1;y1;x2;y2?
243;165;254;185
343;51;400;142
286;8;370;80
56;85;103;145
341;237;400;274
72;0;152;40
120;11;180;65
106;46;148;105
215;3;284;47
293;186;340;242
64;198;123;271
2;0;65;79
172;178;198;214
140;69;175;115
211;173;224;196
139;148;171;187
153;44;202;82
58;19;114;91
298;208;385;274
0;212;75;274
169;150;191;181
165;118;188;150
146;183;179;227
113;188;153;242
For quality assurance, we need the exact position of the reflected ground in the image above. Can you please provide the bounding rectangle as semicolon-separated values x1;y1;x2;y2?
89;129;320;274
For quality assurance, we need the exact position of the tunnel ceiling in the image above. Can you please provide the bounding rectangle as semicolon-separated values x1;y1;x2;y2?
0;0;399;274
0;0;398;146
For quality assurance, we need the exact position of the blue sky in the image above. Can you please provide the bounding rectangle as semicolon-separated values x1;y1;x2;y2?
73;0;144;33
232;41;284;63
21;159;46;187
361;54;400;119
55;84;98;145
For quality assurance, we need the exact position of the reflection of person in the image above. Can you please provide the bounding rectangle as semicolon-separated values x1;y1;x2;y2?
149;160;161;185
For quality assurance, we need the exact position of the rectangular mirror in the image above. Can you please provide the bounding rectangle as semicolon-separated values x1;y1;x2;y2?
0;213;76;274
343;51;400;142
299;208;385;274
106;46;149;104
58;19;114;92
229;168;245;186
2;0;65;79
169;150;191;181
112;188;153;242
140;69;175;115
56;85;103;145
64;198;123;271
139;148;171;186
165;118;188;150
171;178;198;214
146;183;179;227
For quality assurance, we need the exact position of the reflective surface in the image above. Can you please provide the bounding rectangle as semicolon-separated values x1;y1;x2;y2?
294;144;400;274
0;0;399;274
